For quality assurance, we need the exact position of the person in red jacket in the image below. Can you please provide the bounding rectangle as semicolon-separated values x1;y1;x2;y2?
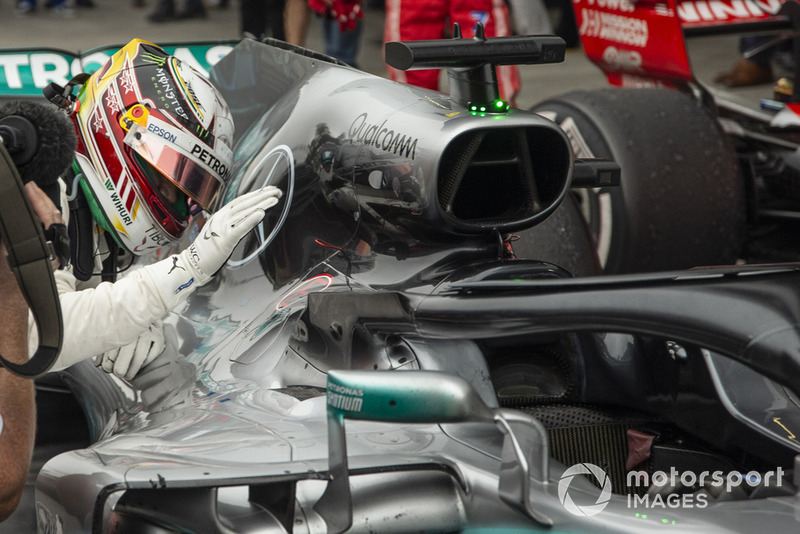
309;0;364;67
383;0;521;106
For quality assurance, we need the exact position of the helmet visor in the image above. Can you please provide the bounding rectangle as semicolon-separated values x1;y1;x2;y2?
123;122;226;210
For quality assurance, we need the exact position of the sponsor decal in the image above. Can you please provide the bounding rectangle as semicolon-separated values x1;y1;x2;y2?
195;124;211;140
145;224;171;247
172;58;207;121
131;226;171;253
140;50;168;68
583;0;635;12
328;383;364;397
175;278;194;293
676;0;782;23
576;0;692;81
556;117;614;266
0;51;105;93
348;113;418;160
168;256;185;274
601;46;642;71
104;177;133;226
103;159;140;214
579;9;649;47
184;81;206;115
327;382;364;412
147;122;178;143
0;44;233;97
618;73;670;87
191;143;228;179
559;117;595;160
150;65;189;121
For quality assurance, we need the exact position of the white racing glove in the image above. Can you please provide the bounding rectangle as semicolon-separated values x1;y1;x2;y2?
179;186;282;285
100;186;283;351
38;187;283;373
96;320;165;380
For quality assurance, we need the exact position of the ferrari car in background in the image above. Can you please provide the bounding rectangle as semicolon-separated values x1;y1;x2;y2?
23;33;800;533
534;0;800;273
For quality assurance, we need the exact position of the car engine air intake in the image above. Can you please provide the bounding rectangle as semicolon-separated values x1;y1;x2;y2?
437;126;571;231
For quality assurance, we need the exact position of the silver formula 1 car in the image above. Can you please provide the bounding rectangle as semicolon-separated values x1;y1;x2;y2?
33;35;800;533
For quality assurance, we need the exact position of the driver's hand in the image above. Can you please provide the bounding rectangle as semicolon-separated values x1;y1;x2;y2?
96;321;165;380
178;186;282;285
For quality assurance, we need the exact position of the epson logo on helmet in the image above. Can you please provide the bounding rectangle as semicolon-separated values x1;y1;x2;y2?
147;122;178;144
191;144;228;181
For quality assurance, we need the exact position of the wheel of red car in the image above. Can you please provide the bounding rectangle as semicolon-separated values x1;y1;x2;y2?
511;192;601;277
531;88;745;274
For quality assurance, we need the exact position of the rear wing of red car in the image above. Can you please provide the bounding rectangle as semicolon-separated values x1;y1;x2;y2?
574;0;794;87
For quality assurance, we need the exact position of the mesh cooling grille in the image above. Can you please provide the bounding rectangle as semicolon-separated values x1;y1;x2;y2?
549;424;631;495
438;131;485;211
517;404;653;428
518;404;658;495
275;385;326;401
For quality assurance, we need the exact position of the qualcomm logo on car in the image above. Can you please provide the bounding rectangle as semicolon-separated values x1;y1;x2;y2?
557;462;613;516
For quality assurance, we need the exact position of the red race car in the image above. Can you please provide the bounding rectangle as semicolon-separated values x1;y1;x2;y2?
532;0;800;273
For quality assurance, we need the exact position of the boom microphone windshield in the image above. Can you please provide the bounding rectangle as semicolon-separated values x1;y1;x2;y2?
0;100;77;204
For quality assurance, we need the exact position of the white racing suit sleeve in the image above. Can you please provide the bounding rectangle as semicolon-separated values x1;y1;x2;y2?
29;186;282;373
33;253;201;372
97;320;165;380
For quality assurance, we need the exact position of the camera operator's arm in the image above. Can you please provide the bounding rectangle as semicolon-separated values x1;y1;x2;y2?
0;246;35;521
24;182;65;267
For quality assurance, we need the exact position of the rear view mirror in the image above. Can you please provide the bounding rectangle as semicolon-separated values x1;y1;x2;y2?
324;369;495;423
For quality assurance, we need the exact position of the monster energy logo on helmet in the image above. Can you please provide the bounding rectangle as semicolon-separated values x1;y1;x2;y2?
139;50;167;68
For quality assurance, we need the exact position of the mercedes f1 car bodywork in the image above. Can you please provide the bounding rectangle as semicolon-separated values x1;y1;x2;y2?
31;35;800;533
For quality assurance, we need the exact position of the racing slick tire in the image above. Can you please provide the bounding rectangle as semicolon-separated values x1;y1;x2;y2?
531;88;745;274
512;192;601;278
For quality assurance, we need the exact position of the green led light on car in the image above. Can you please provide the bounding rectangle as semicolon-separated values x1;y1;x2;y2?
469;99;509;116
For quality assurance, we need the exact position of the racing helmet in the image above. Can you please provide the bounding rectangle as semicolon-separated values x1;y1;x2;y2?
68;38;234;255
